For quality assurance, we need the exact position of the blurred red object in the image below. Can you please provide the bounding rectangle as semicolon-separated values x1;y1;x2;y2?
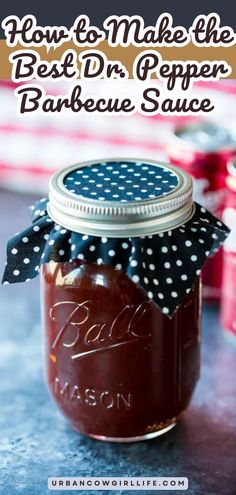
166;121;236;302
221;165;236;336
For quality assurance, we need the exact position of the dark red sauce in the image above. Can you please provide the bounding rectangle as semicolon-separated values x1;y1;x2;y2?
41;260;200;440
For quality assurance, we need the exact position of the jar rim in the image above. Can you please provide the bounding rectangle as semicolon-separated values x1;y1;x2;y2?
172;121;236;153
48;158;194;238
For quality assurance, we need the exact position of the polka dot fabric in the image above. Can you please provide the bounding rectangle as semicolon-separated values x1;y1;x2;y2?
63;161;179;202
2;198;229;318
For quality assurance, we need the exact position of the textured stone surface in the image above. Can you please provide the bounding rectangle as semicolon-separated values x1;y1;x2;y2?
0;190;236;495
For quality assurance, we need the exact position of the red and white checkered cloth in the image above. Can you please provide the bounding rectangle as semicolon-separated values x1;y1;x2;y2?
0;79;236;194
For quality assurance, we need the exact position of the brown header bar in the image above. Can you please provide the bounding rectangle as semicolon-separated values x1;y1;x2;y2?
1;39;236;79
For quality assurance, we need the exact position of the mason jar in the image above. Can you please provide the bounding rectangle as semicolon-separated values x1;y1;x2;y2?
2;158;229;442
40;159;199;441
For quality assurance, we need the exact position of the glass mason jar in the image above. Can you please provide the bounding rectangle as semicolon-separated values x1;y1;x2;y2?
166;122;236;303
3;158;227;442
40;158;201;442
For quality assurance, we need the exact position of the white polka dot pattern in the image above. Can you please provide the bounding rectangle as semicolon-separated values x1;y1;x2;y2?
2;198;229;318
63;161;179;202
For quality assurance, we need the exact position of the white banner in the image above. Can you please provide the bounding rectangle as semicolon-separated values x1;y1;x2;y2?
48;477;188;491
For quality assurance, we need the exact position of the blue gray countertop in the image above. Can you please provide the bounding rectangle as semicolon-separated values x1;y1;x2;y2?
0;190;236;495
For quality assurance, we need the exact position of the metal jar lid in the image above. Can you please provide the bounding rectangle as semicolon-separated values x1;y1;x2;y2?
173;121;236;153
48;158;194;238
